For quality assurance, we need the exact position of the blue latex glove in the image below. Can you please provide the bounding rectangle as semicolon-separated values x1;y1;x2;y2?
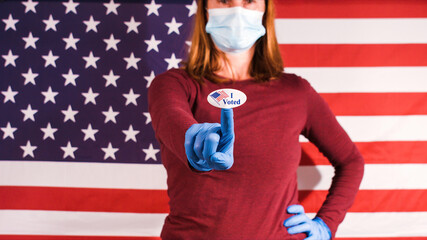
184;108;235;171
283;204;331;240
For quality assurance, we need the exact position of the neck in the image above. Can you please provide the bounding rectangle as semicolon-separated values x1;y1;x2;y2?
216;45;255;81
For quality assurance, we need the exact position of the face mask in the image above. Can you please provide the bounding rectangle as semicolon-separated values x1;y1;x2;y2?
205;7;266;54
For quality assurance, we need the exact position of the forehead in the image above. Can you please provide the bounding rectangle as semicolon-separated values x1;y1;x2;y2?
206;0;266;5
206;0;266;9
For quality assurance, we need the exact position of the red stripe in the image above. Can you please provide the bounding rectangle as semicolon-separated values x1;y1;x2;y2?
0;236;160;240
280;44;427;67
300;190;427;213
320;93;427;116
301;141;427;165
337;238;427;240
275;0;427;18
0;236;425;240
0;187;169;213
3;187;427;213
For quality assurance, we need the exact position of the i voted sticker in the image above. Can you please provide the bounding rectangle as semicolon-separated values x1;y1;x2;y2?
207;88;247;109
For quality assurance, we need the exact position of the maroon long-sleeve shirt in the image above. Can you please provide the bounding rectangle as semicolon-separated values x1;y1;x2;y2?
148;68;364;240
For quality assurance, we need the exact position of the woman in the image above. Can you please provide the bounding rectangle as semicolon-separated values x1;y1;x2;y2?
148;0;365;239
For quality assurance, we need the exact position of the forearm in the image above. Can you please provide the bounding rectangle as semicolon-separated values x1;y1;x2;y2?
147;72;198;167
316;144;365;239
151;107;197;163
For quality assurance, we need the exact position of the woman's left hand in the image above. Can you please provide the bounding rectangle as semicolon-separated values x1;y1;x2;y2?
283;204;331;240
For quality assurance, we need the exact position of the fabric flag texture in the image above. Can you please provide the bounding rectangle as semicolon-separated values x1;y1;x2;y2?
0;0;426;239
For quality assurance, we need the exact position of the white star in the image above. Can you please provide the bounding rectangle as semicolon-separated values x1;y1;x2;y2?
22;0;38;13
2;86;18;103
123;88;140;106
82;123;99;141
21;104;38;122
22;32;39;49
165;17;182;35
104;0;120;15
2;14;19;31
1;122;17;140
20;140;37;158
185;41;192;52
22;68;38;85
165;53;181;70
122;125;140;142
43;14;59;32
143;143;160;161
83;15;100;33
63;32;80;50
42;50;59;68
144;71;155;88
61;141;78;159
123;52;141;70
144;35;161;53
103;34;120;51
41;86;58;104
63;0;79;14
40;122;58;140
145;0;161;16
82;87;99;105
186;0;197;17
124;16;141;34
82;51;100;69
142;112;151;124
101;142;119;160
103;70;120;87
2;50;19;67
62;68;79;86
102;106;119;124
61;105;78;122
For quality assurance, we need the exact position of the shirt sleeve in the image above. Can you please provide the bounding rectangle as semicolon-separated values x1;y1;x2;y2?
147;69;198;170
299;77;365;239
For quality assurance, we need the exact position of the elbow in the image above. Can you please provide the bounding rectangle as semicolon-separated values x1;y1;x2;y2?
354;146;365;174
343;146;365;183
354;152;365;183
334;145;365;182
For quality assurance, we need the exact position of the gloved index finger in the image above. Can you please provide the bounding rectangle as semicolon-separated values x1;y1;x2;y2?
220;108;234;136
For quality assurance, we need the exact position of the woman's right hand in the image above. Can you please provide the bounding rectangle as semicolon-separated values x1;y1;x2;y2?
184;108;235;171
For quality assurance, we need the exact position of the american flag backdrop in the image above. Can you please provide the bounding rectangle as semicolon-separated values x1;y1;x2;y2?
0;0;426;239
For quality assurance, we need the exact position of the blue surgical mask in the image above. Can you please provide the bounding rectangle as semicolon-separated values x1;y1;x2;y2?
206;7;266;54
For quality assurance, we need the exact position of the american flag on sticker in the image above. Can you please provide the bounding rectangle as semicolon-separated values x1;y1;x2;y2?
210;90;229;105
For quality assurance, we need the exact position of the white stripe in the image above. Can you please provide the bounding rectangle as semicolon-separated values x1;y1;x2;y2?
298;164;427;190
305;212;427;237
285;67;427;93
0;210;426;237
334;212;427;237
275;18;427;44
0;161;167;189
1;161;427;190
337;115;427;142
299;115;427;142
0;210;166;236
